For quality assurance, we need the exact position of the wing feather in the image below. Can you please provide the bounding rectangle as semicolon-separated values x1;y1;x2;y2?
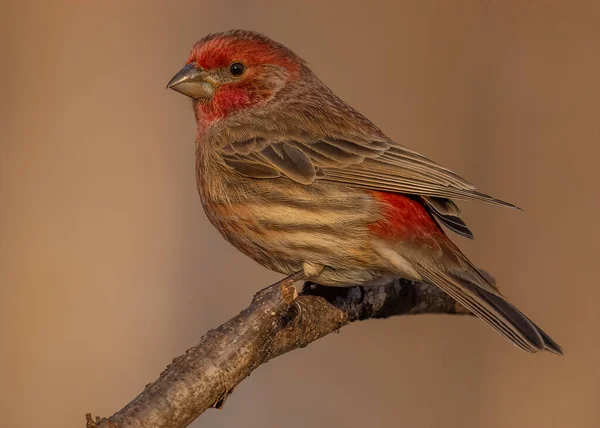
258;142;316;184
220;135;519;210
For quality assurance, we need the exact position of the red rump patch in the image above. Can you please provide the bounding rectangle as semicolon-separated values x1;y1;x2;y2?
369;192;445;243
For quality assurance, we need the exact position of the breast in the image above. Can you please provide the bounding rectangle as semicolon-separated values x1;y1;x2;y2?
194;143;385;283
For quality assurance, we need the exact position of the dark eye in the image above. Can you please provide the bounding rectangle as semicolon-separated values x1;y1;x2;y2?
229;62;245;76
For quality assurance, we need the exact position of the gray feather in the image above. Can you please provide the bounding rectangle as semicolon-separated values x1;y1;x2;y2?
260;143;316;184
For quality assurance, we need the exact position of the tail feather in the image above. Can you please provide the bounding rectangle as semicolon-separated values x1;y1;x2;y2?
422;196;474;239
473;286;545;352
414;264;561;354
538;327;564;355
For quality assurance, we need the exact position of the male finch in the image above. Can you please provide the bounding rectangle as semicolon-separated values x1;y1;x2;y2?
167;30;561;354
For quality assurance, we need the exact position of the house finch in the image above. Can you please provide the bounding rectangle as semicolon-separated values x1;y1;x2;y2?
167;30;561;354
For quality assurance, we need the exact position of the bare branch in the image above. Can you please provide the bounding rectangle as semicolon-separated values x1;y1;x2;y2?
87;278;468;428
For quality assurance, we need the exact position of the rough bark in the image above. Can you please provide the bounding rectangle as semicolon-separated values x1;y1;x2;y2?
86;278;468;428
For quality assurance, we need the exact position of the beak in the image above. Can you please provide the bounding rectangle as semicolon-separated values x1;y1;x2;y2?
166;63;215;99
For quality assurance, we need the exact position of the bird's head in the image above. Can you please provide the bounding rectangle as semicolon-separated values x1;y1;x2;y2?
167;30;304;125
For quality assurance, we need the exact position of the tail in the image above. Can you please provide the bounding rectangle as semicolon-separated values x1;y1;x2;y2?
413;264;563;355
369;191;560;353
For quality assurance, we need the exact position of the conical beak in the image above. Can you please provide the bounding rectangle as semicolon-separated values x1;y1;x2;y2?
167;63;215;99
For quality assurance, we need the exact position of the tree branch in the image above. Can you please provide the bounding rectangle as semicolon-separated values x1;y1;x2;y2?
86;278;468;428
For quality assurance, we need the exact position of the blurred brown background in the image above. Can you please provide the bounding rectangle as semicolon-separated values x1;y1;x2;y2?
1;1;598;427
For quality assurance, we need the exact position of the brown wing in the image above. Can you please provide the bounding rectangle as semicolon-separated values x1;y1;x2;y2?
220;135;519;210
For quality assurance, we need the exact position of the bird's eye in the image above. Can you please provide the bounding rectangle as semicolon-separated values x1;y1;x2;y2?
229;62;245;76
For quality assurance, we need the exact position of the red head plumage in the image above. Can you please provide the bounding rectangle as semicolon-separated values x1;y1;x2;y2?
182;31;303;123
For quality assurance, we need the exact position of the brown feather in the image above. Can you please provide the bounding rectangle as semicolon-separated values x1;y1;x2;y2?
183;30;559;354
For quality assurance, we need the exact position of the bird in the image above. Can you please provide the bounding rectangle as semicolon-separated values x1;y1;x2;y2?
167;30;562;355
